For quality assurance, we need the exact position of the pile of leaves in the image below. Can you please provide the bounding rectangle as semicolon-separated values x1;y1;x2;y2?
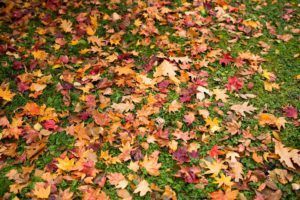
0;0;299;199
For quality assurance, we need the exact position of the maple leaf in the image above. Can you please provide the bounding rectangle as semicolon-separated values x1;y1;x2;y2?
258;113;286;130
214;173;234;188
115;65;135;76
229;161;243;182
0;116;9;127
0;84;15;101
134;180;151;197
168;100;182;112
30;83;47;92
225;120;241;135
33;183;51;199
111;101;135;113
264;81;280;91
283;106;298;119
32;50;48;60
110;32;122;45
225;76;244;92
230;102;257;117
107;173;128;189
117;189;132;200
274;139;300;169
219;53;234;66
205;117;221;133
154;60;180;85
209;189;239;200
92;111;110;126
162;186;177;200
140;150;161;176
169;56;192;63
196;86;211;101
203;159;227;177
262;70;276;81
183;112;195;125
209;145;221;158
86;26;96;36
58;188;74;200
213;88;229;102
60;19;72;33
56;157;75;171
173;147;190;164
43;119;58;130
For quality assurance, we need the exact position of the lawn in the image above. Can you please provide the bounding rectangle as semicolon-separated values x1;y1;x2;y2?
0;0;299;199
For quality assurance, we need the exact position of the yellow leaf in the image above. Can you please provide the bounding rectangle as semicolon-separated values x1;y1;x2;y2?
86;26;96;36
203;159;227;177
214;173;234;188
56;157;75;171
243;20;259;28
0;85;15;101
32;50;48;60
79;48;90;54
110;33;122;45
205;117;221;133
134;18;142;27
33;183;51;199
90;15;98;29
71;40;79;45
115;65;135;76
264;81;280;91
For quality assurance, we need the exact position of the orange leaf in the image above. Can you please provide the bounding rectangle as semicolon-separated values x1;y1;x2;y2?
24;102;40;116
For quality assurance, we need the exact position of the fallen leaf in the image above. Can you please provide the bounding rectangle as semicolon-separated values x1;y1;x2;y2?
140;151;161;176
133;180;151;197
33;183;51;199
60;19;73;33
274;139;300;169
230;102;257;117
0;84;16;101
107;173;128;189
56;157;75;171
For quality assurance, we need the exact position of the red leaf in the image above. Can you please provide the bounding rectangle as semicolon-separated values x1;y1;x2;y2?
283;106;298;119
43;120;58;130
17;81;29;93
225;76;244;92
219;54;234;66
209;145;221;158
